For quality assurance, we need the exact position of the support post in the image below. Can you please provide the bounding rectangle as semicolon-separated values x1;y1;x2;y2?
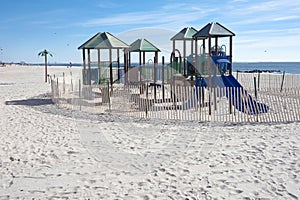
79;79;81;110
183;39;186;76
107;80;111;111
124;50;128;85
128;52;131;82
82;49;86;70
139;51;142;83
208;37;211;56
162;56;165;100
280;71;285;92
229;36;233;75
202;39;206;54
172;40;175;54
97;49;101;84
44;54;48;83
82;49;86;85
254;77;259;122
87;49;91;85
254;77;257;99
109;48;113;93
215;37;218;56
117;49;120;82
215;38;218;76
195;39;198;74
63;72;65;94
258;72;260;91
143;51;146;65
146;82;149;117
191;39;194;56
154;52;158;100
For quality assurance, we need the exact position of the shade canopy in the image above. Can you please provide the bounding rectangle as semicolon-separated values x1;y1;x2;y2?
128;38;160;52
78;32;129;49
170;27;198;40
193;22;235;38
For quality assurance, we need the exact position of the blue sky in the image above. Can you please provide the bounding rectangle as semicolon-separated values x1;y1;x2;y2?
0;0;300;63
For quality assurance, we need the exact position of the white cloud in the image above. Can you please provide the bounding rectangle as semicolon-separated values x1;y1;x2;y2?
97;2;122;9
272;15;300;21
79;1;219;29
79;10;206;29
239;0;300;14
161;3;188;10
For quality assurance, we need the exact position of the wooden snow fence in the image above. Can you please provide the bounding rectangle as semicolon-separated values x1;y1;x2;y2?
51;73;300;123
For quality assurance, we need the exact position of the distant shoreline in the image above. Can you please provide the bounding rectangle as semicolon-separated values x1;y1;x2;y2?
1;61;300;66
0;62;83;67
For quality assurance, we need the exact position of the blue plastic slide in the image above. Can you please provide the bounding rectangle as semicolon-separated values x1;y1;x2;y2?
199;75;268;114
221;75;268;114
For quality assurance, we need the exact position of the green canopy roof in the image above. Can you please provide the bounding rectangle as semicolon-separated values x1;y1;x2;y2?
193;22;235;38
128;38;160;52
170;27;198;40
78;32;129;49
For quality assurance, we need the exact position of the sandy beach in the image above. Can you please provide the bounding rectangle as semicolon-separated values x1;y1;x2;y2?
0;65;299;199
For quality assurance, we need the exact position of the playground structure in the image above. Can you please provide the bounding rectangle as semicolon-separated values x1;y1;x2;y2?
49;22;300;122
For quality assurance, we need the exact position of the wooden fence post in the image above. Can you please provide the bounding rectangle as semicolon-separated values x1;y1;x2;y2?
107;80;111;112
79;79;81;111
63;72;65;94
254;77;259;122
280;71;285;92
162;56;165;100
146;82;149;118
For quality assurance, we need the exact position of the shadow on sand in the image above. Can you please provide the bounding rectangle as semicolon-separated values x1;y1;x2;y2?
5;98;53;106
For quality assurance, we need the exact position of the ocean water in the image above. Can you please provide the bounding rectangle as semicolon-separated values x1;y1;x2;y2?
233;62;300;74
59;62;300;75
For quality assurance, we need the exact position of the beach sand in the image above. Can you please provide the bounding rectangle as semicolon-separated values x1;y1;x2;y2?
0;65;299;199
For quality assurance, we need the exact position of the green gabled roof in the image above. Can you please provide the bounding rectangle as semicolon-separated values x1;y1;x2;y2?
193;22;235;38
78;32;129;49
170;27;198;40
128;38;160;52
